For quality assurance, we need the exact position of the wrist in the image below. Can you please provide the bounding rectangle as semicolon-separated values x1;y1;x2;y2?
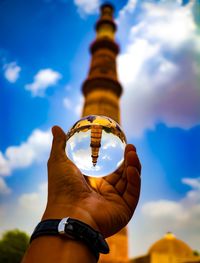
30;217;109;262
42;203;100;233
23;235;97;263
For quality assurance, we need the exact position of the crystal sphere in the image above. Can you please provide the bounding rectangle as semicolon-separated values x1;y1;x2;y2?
66;115;127;177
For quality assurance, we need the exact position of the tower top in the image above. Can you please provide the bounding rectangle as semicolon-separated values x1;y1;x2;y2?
82;1;122;122
100;2;115;13
95;2;117;37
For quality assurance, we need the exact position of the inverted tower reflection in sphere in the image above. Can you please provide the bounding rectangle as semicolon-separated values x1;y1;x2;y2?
66;115;127;177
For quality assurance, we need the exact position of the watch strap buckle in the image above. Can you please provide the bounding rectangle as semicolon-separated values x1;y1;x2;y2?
58;217;69;234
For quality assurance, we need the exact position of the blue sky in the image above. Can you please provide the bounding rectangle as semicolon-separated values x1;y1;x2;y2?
0;0;200;257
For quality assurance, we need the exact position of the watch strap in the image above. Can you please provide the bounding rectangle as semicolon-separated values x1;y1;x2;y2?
30;217;109;261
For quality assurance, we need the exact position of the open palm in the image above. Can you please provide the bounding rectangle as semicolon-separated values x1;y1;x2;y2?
44;126;141;238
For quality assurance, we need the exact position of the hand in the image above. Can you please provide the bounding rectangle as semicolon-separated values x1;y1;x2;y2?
43;126;141;238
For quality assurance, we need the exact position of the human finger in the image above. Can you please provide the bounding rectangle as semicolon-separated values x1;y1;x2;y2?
49;125;68;162
104;144;136;186
113;144;140;195
124;144;136;157
125;148;141;175
122;166;141;212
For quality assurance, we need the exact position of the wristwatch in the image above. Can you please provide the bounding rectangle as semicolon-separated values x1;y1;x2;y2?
30;217;109;261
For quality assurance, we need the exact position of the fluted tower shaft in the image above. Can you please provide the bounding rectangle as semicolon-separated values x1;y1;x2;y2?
90;125;102;167
81;3;128;263
82;3;122;123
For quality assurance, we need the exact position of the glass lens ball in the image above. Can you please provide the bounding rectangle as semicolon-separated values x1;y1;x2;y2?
66;115;127;177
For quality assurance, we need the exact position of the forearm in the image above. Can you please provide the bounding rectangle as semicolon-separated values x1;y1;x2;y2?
22;235;96;263
22;205;99;263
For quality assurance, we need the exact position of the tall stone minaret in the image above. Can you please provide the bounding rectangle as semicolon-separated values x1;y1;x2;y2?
82;3;122;123
81;3;128;263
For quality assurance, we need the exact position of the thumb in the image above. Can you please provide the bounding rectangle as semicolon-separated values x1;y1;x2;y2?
49;125;67;161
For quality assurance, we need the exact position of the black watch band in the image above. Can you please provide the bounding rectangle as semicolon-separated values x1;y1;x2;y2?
30;217;109;261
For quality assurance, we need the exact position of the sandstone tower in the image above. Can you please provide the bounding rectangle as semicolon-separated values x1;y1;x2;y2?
82;3;122;123
81;3;128;263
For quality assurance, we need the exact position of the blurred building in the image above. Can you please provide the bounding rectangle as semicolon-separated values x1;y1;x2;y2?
81;2;200;263
131;232;200;263
81;3;128;262
81;3;122;123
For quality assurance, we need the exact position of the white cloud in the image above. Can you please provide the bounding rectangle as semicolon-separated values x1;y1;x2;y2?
143;177;200;219
0;182;47;234
142;200;188;222
63;95;83;116
3;62;21;83
182;177;200;205
75;96;83;116
0;129;51;176
118;38;160;86
63;97;72;109
18;188;47;216
72;147;98;171
102;140;117;150
139;2;196;48
67;131;101;172
26;69;62;96
0;152;10;175
75;103;82;116
0;178;11;195
117;1;200;137
182;177;200;190
128;177;200;257
102;154;111;160
74;0;100;15
134;177;200;256
118;0;138;18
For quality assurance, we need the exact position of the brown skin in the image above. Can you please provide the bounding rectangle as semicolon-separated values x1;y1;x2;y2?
22;126;141;263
